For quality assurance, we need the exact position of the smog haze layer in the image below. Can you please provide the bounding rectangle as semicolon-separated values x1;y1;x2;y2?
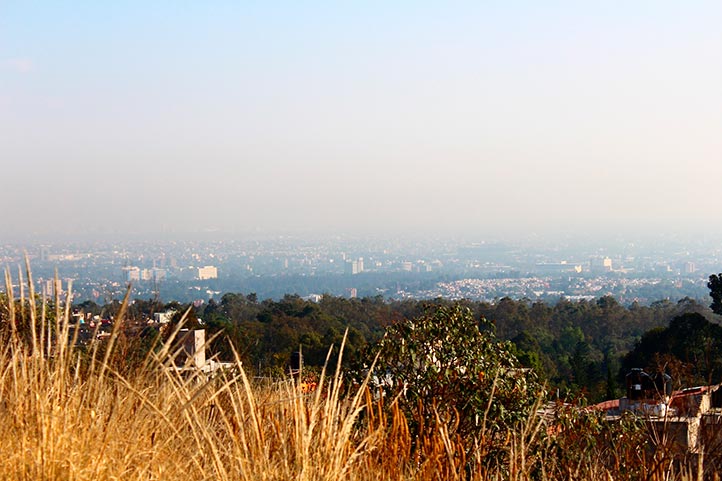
2;1;721;243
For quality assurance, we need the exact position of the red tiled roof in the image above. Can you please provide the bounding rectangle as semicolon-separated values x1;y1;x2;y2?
590;398;620;411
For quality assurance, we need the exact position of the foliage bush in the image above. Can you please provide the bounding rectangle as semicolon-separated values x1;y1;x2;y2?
366;303;545;460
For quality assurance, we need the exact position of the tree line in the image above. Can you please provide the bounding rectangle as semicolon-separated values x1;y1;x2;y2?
70;287;722;403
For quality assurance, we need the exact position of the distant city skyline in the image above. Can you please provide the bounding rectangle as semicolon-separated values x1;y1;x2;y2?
0;234;717;305
3;2;722;242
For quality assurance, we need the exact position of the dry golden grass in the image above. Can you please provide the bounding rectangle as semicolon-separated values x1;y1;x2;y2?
0;265;400;481
0;264;703;481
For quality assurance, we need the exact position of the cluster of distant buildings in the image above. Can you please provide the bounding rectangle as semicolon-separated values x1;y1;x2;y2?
343;256;435;275
122;266;167;283
0;237;712;305
122;265;218;282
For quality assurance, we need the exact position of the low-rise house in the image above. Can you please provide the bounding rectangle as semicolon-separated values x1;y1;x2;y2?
591;368;722;472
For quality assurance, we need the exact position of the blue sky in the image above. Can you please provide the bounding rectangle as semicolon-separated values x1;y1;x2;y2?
2;1;722;241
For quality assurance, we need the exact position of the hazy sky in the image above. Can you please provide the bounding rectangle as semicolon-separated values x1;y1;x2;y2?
2;1;721;241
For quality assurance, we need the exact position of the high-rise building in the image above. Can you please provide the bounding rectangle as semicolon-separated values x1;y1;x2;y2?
590;257;613;273
603;257;613;271
39;278;60;296
197;265;218;280
152;268;167;281
123;266;140;282
140;269;153;281
345;260;359;275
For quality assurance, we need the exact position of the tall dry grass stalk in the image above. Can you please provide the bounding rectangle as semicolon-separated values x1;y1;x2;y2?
0;262;701;480
0;263;386;481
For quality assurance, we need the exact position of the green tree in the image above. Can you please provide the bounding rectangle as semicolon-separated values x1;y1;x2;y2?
511;330;547;377
708;273;722;315
366;303;544;458
622;312;722;386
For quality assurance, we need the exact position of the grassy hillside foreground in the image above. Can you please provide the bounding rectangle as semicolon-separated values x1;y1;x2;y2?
0;268;703;480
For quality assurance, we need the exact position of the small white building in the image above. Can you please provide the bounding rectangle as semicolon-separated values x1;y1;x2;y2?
174;329;234;376
153;310;176;324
